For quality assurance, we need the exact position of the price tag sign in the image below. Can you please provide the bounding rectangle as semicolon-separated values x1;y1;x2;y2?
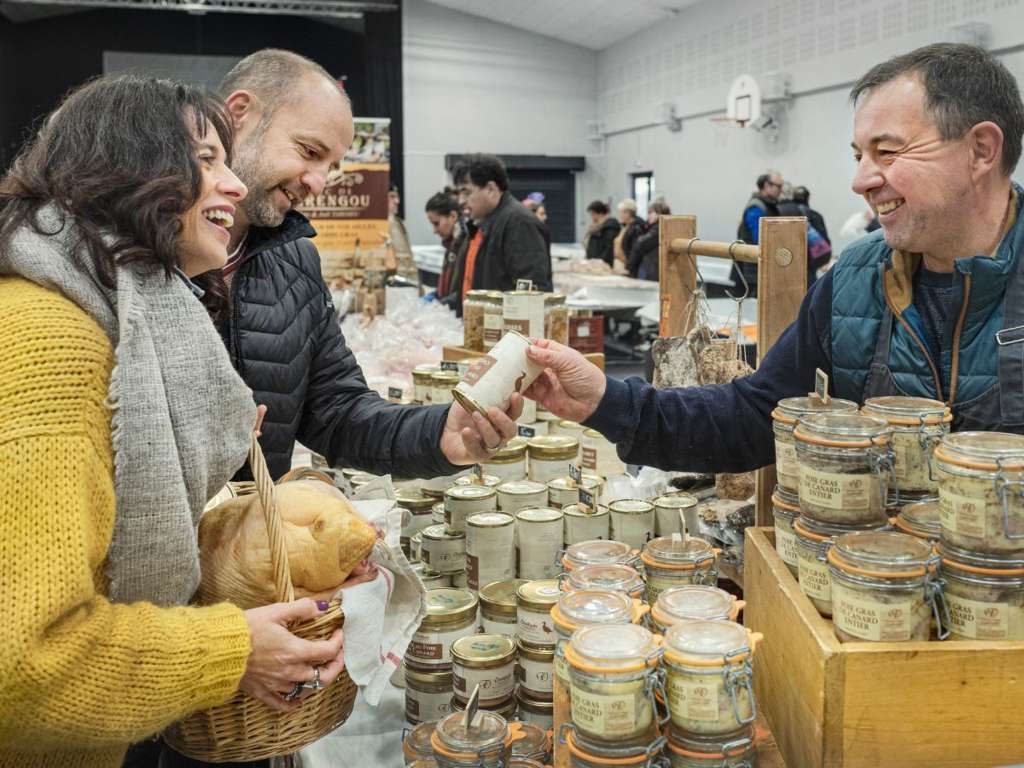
578;487;595;512
441;360;460;373
517;424;536;438
811;368;830;405
568;463;582;485
387;386;403;403
474;463;484;480
516;279;534;292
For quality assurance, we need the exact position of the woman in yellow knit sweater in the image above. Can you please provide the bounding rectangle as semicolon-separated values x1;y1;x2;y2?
0;77;347;768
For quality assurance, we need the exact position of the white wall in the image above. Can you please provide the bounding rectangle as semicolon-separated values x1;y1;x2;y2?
402;0;604;245
596;0;1024;251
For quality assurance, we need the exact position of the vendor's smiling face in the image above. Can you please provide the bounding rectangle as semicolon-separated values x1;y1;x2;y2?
851;74;972;256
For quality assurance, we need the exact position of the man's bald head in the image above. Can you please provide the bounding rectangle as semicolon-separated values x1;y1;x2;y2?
220;48;348;120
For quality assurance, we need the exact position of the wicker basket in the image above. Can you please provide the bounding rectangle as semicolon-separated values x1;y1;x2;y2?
164;435;358;762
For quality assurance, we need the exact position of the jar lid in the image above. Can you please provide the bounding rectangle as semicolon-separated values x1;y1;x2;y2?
449;695;517;719
516;579;562;611
641;536;715;569
564;539;632;567
396;488;437;512
483;291;504;303
497;479;548;496
485;437;528;461
349;472;378;486
566;563;644;595
608;499;655;515
562;503;609;519
862;396;951;425
479;578;527;610
569;623;658;669
548;476;600;492
405;666;453;686
434;710;509;754
423;588;478;624
830;530;933;578
557;420;582;431
794;413;891;446
773;396;858;423
516;507;563;523
516;637;556;661
413;363;441;376
771;486;800;512
654;585;737;623
935;430;1024;471
423;523;465;541
654;493;699;510
544;292;567;305
454;474;502;489
467;512;514;529
430;371;461;386
552;589;633;632
404;721;439;758
582;428;604;439
465;289;491;300
939;540;1024;576
526;434;580;459
794;514;887;541
895;501;941;539
509;721;549;758
445;484;497;502
452;634;515;665
665;619;751;661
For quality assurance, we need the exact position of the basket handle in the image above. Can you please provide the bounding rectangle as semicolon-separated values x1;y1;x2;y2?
249;432;295;603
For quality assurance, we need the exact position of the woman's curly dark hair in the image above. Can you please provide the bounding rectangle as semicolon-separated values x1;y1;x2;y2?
0;75;235;318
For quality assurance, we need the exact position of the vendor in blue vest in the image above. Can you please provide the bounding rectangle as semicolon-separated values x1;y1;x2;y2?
519;42;1024;474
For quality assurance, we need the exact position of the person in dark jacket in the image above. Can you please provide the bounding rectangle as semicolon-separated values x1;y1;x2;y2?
425;188;465;308
584;200;621;266
735;170;783;295
522;192;553;256
628;199;671;280
519;43;1024;478
778;184;833;286
449;153;552;315
613;198;646;270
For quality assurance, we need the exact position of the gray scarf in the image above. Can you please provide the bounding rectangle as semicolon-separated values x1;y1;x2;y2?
1;205;255;607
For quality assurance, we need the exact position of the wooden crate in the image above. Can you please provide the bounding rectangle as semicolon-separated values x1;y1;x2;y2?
442;345;605;371
744;527;1024;768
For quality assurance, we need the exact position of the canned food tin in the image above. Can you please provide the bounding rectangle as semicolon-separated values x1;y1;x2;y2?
405;666;454;724
445;485;498;534
430;370;460;406
562;504;611;546
503;290;545;338
581;428;627;478
496;479;549;514
548;475;603;509
482;437;529;481
517;637;555;700
479;578;526;635
608;499;656;549
862;395;951;498
451;634;516;705
466;512;516;591
422;524;467;574
527;435;581;484
454;330;544;421
454;473;502;489
516;580;561;647
516;507;565;579
413;364;440;405
653;494;699;537
408;589;479;668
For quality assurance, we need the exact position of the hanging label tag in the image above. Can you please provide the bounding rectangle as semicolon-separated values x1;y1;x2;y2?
811;368;830;404
474;463;484;480
518;424;536;438
516;279;534;292
569;463;582;485
387;386;403;402
441;360;461;372
579;488;595;512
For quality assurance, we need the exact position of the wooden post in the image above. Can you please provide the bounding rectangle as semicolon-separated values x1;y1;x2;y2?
754;216;808;526
658;215;697;338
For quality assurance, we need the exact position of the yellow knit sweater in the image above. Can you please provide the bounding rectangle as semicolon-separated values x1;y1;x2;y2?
0;278;253;768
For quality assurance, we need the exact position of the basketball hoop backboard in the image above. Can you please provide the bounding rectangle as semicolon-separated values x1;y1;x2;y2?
727;74;762;128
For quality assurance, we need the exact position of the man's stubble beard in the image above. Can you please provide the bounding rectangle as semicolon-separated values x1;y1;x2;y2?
232;127;287;229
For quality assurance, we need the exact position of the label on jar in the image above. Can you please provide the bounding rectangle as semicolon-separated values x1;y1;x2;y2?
408;623;474;665
946;594;1010;640
518;655;554;696
774;524;799;566
831;582;913;641
938;490;988;539
530;458;572;484
798;553;831;601
422;544;466;574
667;677;720;723
581;445;598;471
610;510;655;550
481;615;517;636
799;467;872;511
571;688;638;738
482;458;527;481
554;650;570;685
774;439;798;483
892;433;934;490
518;607;558;645
454;661;515;702
405;687;453;723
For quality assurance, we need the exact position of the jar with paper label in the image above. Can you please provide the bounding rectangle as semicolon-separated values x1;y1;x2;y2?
404;720;439;763
405;666;454;724
422;524;467;574
566;623;662;750
517;507;565;579
408;589;479;668
940;542;1024;641
517;637;555;700
451;634;516;706
399;488;438;556
772;487;801;578
496;479;549;514
771;396;858;493
466;512;516;591
463;289;489;351
894;500;941;542
663;619;759;737
650;585;744;635
509;720;551;763
482;437;529;481
430;370;460;406
665;727;757;768
445;485;498;534
478;578;526;634
862;396;951;499
413;364;440;405
794;413;893;526
545;292;569;344
641;536;718;603
933;431;1024;554
827;530;940;643
503;289;545;338
517;689;555;731
566;564;645;600
517;580;561;647
793;516;887;617
608;499;657;549
430;709;512;768
562;539;637;572
527;435;580;484
563;504;611;546
654;494;698;537
481;291;505;350
548;475;603;509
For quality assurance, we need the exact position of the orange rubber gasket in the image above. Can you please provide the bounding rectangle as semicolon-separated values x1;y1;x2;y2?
941;557;1024;577
563;729;655;766
771;493;800;514
430;729;513;761
640;549;717;571
662;631;762;668
794;428;891;450
564;638;662;676
933;445;1024;473
827;546;928;579
666;736;756;760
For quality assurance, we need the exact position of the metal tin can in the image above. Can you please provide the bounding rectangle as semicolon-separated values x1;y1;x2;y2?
771;396;858;493
445;485;498;534
517;637;556;701
527;435;581;484
413;364;440;405
516;579;561;647
408;588;479;668
422;524;467;575
466;512;516;591
516;507;565;579
432;502;446;524
478;578;526;635
554;420;585;440
453;330;544;419
772;486;801;578
517;688;555;731
562;504;611;546
503;289;546;338
451;634;516;706
430;370;461;406
482;291;505;351
653;494;699;537
862;395;951;499
640;536;719;603
454;473;502;489
608;499;656;549
496;479;549;514
548;475;603;509
399;488;438;556
581;428;626;478
405;665;454;724
417;565;450;590
482;437;529;481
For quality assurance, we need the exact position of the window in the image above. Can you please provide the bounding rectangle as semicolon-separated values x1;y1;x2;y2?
631;172;655;218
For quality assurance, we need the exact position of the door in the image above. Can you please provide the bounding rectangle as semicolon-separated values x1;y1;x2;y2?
506;169;576;243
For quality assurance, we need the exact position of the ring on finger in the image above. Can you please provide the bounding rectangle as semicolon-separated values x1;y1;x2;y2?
282;682;305;701
302;665;325;692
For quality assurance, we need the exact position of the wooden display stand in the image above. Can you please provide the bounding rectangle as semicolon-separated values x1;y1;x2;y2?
442;345;605;372
657;215;808;525
745;527;1024;768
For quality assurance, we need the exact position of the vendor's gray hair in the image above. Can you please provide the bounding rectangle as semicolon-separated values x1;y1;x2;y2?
220;49;350;120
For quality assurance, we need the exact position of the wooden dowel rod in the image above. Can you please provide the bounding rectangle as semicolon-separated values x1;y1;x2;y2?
669;237;759;263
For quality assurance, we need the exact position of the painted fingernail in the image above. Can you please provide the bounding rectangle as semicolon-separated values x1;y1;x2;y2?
317;601;330;611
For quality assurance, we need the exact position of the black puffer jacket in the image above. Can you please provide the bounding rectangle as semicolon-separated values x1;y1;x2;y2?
221;212;461;480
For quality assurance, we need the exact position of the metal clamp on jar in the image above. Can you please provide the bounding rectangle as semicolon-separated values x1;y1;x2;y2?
640;536;719;604
560;724;668;768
